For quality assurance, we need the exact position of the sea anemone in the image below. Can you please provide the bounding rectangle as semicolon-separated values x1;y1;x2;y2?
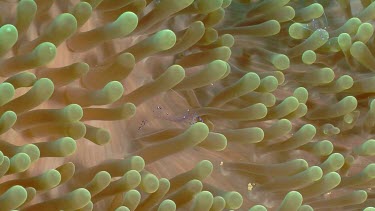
0;0;373;210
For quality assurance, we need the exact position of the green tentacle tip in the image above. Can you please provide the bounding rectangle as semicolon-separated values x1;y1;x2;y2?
0;24;18;56
103;81;125;103
257;76;278;92
288;23;307;40
249;205;267;211
224;191;243;209
0;185;27;210
261;20;281;36
123;189;141;209
56;137;77;157
306;3;324;18
95;170;111;182
337;75;354;90
353;139;375;156
0;83;15;106
128;156;145;172
325;172;341;186
71;188;92;208
350;41;375;71
314;140;334;156
64;104;84;122
8;152;31;174
320;153;345;173
278;191;303;210
141;173;159;193
363;163;375;177
115;12;138;36
188;122;210;139
115;206;130;211
158;199;176;211
298;205;313;211
195;160;213;180
71;2;92;27
211;196;225;210
154;30;177;51
271;54;290;70
125;170;142;187
293;87;308;104
302;50;316;64
85;125;111;146
33;78;55;100
15;0;37;32
0;111;17;134
352;190;368;202
85;170;111;196
18;143;40;163
356;22;373;42
191;191;214;210
6;72;37;88
39;169;62;190
33;42;57;65
38;13;78;48
338;33;352;50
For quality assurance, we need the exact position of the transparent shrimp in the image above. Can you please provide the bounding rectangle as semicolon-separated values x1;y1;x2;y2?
291;0;330;40
306;14;329;32
152;106;203;125
136;107;203;131
137;120;148;131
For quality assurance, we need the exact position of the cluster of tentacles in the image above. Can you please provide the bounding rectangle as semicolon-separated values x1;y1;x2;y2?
0;0;373;210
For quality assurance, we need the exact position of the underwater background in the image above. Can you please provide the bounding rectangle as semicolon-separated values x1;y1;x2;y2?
0;0;373;210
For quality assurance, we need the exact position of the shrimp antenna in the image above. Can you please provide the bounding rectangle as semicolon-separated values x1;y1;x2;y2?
314;0;329;29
